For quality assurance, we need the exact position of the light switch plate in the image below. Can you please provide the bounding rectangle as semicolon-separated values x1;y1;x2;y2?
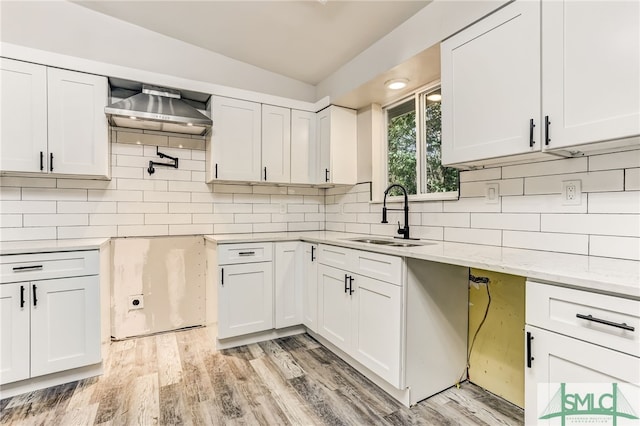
485;183;499;204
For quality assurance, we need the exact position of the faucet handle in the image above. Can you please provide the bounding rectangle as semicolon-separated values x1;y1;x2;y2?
397;221;403;234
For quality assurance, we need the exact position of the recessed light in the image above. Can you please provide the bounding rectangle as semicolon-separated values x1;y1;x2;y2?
426;93;442;102
129;116;137;120
385;79;409;90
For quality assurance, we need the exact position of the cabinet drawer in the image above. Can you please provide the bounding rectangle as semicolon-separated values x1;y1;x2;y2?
352;250;402;286
217;243;273;265
0;250;99;283
527;281;640;357
318;244;352;269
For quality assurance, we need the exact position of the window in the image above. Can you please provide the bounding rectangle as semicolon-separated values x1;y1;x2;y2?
384;84;458;199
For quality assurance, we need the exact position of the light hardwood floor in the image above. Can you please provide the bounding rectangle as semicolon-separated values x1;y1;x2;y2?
0;327;524;425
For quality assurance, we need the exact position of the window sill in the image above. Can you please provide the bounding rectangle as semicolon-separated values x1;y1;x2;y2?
370;191;460;204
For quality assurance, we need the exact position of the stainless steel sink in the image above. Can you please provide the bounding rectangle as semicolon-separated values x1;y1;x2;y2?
346;238;434;248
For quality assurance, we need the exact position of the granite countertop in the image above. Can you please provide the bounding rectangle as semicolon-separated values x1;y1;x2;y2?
206;231;640;299
0;238;111;255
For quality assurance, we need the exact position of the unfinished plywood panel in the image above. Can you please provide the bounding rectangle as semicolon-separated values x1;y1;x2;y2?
111;236;205;339
468;268;525;408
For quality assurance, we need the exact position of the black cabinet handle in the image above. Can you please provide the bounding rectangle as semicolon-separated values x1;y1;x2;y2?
529;119;535;147
344;274;348;293
13;265;43;272
348;276;355;295
215;163;218;179
40;151;44;171
32;284;38;307
264;166;267;181
325;168;330;183
238;251;255;256
526;331;534;368
221;268;224;286
576;313;635;332
49;153;54;171
20;285;25;308
311;246;316;261
544;116;551;146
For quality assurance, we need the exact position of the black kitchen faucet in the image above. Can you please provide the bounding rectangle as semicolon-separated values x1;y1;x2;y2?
381;183;412;240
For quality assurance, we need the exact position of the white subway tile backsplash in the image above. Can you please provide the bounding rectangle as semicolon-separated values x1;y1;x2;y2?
111;143;144;156
58;201;117;214
459;167;501;182
111;166;143;179
192;214;233;224
422;212;470;228
0;188;21;200
502;157;587;178
0;227;57;241
214;203;252;214
117;154;151;168
169;203;212;214
305;213;325;222
272;213;305;223
117;202;168;214
590;235;640;261
22;188;87;201
57;179;116;190
190;192;232;203
589;192;640;214
304;195;324;205
88;189;142;202
167;180;210;193
444;197;501;213
91;213;144;226
524;170;624;195
252;204;281;214
144;191;190;203
408;226;444;241
287;204;319;213
589;150;640;171
253;222;287;233
169;224;213;235
502;194;587;213
445;227;502;246
541;214;640;237
288;187;320;196
24;214;88;227
0;177;56;188
345;223;370;234
0;214;22;228
626;169;640;191
57;225;117;239
213;223;252;234
213;184;252;194
288;222;321;232
343;203;370;213
146;167;192;181
252;185;287;195
234;194;271;204
326;222;346;232
191;171;206;182
471;213;540;231
503;231;588;255
1;200;56;214
191;150;206;161
179;159;205;172
272;194;304;204
234;213;271;223
118;224;169;237
460;179;523;198
145;214;191;225
408;201;443;213
117;178;168;191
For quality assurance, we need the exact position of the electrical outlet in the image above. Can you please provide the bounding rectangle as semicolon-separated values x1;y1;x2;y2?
128;295;144;310
485;183;499;204
562;180;582;205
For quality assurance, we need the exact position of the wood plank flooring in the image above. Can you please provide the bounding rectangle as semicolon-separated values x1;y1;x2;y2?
0;328;524;425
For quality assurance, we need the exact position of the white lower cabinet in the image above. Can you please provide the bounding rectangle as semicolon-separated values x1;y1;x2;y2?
318;254;403;388
0;251;101;386
301;243;318;333
525;280;640;425
218;262;273;339
274;242;302;329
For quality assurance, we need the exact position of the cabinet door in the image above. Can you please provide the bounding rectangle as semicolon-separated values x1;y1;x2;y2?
210;96;261;181
542;1;640;149
317;265;352;352
328;106;357;185
301;243;318;333
262;105;291;183
290;109;317;184
352;275;402;388
218;262;273;339
47;68;109;177
524;326;640;426
441;0;541;165
317;108;331;184
0;282;30;385
0;58;48;173
274;242;302;329
30;276;101;377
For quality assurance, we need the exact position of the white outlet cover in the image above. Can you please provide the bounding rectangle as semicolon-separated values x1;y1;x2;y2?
485;183;499;204
562;180;582;205
128;294;144;310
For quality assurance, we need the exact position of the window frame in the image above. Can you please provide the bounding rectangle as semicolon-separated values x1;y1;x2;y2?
378;81;459;204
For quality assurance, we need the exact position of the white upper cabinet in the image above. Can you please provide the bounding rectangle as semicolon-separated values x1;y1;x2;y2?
290;110;317;184
441;1;541;165
0;59;48;174
542;0;640;149
47;67;109;177
208;96;262;182
261;105;291;184
317;106;357;185
0;58;109;178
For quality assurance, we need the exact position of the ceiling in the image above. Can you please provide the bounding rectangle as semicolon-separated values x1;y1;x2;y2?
74;0;431;86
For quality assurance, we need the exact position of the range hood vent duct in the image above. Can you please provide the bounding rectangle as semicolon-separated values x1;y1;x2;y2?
105;85;212;136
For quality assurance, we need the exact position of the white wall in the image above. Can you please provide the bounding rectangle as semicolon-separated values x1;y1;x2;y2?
325;151;640;261
0;1;316;102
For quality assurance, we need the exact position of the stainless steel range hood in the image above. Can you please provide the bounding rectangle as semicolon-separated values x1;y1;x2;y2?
105;83;212;136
